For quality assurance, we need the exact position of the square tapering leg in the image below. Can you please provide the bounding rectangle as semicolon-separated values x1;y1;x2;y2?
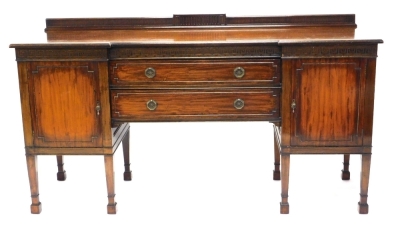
26;155;42;214
273;126;281;181
56;155;67;181
280;155;290;214
122;129;132;181
341;154;350;180
105;155;117;214
358;154;371;214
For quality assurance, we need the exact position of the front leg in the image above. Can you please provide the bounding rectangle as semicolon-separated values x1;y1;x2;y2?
280;154;290;214
26;155;42;214
358;154;371;214
105;155;117;214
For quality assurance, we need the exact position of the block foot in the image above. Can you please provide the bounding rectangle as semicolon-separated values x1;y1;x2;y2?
280;202;289;214
341;170;350;180
124;171;132;181
358;202;369;214
107;203;117;214
57;171;67;181
273;170;281;180
30;203;42;214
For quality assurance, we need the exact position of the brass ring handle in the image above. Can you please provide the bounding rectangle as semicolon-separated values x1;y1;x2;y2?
234;99;245;109
147;100;158;111
233;67;245;78
145;67;156;78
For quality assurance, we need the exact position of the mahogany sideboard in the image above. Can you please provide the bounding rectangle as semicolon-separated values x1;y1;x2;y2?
10;14;383;214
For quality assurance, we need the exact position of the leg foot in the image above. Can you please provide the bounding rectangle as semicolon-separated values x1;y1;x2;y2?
358;202;369;214
273;170;281;180
122;129;132;181
30;202;42;214
56;155;67;181
57;171;67;181
280;202;289;214
341;170;350;180
107;202;117;214
123;171;132;181
341;154;350;180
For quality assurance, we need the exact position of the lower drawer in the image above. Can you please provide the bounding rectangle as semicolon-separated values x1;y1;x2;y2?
111;89;280;122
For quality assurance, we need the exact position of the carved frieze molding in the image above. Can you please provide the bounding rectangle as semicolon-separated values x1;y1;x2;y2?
282;44;378;58
109;45;281;59
173;14;226;26
14;48;108;61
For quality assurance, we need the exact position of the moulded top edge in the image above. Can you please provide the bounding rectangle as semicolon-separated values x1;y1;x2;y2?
278;39;383;45
9;42;111;49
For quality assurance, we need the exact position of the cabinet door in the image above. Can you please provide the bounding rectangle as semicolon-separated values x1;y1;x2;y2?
290;59;366;146
28;62;103;147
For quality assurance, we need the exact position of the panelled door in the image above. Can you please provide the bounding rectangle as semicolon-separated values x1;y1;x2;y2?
290;58;366;147
28;61;103;147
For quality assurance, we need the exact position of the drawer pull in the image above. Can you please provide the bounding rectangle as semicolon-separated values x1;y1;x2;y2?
291;99;296;113
233;67;245;78
145;67;156;78
233;99;245;109
146;100;158;111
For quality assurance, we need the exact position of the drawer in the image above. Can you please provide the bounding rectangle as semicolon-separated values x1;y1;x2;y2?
109;59;281;88
111;89;280;122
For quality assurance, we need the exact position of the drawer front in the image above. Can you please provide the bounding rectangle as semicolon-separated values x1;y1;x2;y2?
111;89;280;122
109;59;280;88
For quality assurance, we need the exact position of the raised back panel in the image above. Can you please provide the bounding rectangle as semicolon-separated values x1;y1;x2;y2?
45;15;356;42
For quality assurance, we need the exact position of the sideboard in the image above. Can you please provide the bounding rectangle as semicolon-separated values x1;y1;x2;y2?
10;14;383;214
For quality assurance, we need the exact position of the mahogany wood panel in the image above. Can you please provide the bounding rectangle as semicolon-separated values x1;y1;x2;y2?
290;59;366;147
109;59;280;88
362;59;377;147
17;62;34;147
98;62;113;147
46;27;356;42
28;61;102;147
111;89;280;122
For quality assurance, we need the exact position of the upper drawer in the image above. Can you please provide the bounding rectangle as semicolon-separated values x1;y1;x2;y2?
109;59;280;88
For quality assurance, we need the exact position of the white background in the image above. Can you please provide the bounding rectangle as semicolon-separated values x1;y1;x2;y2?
0;1;398;229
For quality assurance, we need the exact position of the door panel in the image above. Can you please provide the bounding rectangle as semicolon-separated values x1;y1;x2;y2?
29;62;102;147
291;59;365;146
